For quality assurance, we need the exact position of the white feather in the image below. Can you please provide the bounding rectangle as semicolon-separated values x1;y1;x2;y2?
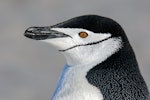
42;28;122;100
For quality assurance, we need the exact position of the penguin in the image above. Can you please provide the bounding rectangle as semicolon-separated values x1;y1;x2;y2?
24;15;150;100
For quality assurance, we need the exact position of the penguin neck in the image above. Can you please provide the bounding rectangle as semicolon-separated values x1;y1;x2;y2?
86;43;150;99
51;38;123;99
86;42;139;82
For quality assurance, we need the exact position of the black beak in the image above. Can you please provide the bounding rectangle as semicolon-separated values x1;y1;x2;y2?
24;26;70;40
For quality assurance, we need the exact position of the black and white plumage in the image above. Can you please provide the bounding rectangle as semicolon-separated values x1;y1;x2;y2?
24;15;150;100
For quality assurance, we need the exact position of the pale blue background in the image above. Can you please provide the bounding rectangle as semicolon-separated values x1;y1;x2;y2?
0;0;150;100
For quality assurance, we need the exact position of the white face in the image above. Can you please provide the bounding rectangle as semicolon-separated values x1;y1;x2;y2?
42;28;122;66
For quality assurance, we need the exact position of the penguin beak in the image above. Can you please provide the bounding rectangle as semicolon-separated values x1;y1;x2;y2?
24;26;70;40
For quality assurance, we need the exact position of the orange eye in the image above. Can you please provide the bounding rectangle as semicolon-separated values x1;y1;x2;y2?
79;32;88;38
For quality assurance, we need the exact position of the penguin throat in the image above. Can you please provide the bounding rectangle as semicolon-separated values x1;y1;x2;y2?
52;64;104;100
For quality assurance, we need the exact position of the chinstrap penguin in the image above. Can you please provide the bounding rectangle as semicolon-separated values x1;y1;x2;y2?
24;15;150;100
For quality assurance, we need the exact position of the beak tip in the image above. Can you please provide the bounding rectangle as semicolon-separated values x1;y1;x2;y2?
24;29;29;36
24;27;37;39
24;28;49;40
24;31;33;39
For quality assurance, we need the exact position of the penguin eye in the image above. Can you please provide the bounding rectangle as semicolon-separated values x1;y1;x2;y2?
79;32;88;38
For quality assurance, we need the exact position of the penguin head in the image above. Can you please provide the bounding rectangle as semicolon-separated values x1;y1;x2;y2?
25;15;128;66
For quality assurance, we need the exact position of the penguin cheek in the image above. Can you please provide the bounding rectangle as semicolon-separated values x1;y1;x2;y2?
41;38;76;50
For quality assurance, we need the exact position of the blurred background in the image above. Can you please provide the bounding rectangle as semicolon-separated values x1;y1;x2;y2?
0;0;150;100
